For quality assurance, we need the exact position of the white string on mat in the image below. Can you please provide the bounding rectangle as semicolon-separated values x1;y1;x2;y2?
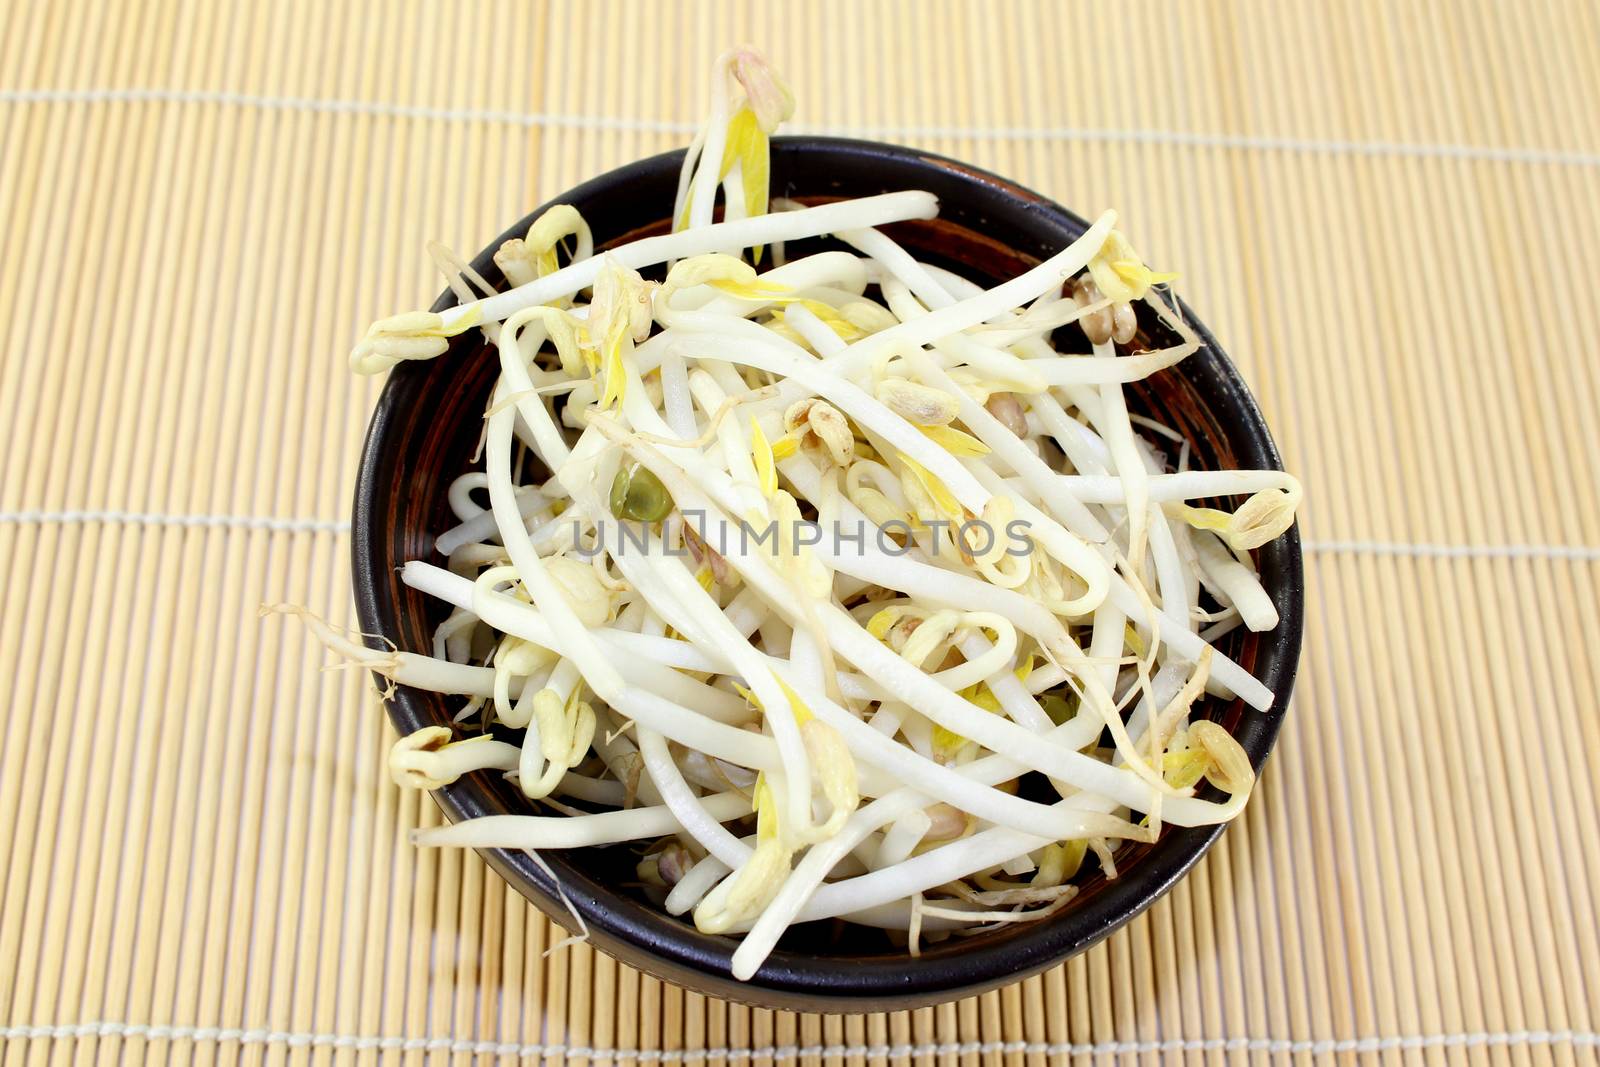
2;87;1598;169
1302;539;1600;562
5;509;1596;563
0;1021;1594;1060
0;510;351;534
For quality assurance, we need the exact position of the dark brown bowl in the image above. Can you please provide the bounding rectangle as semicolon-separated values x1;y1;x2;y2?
352;138;1304;1012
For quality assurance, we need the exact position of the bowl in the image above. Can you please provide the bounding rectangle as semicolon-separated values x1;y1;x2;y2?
352;137;1305;1012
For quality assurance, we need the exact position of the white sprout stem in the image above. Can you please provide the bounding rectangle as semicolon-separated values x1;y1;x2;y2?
740;209;1121;427
272;605;520;699
738;654;1249;968
402;562;754;723
1092;339;1150;567
436;483;548;557
592;457;1131;835
1087;595;1127;698
829;210;1118;375
554;772;628;806
787;442;1267;726
1037;468;1302;504
665;852;734;915
915;619;1017;693
860;255;1048;391
1029;390;1112;476
876;809;933;868
436;194;940;330
494;317;572;470
779;461;1060;637
660;349;698;440
780;301;852;357
688;57;733;229
1192;530;1279;631
413;791;752;849
671;123;709;234
446;472;495;521
637;727;753;868
1139;442;1194;632
791;814;1064;925
1104;577;1272;709
836;228;953;309
1024;346;1195;386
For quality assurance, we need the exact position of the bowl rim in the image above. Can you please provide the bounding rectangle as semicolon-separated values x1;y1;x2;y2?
352;135;1305;1011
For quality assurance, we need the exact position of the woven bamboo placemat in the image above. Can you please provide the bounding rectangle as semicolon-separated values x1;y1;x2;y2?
3;1;1598;1064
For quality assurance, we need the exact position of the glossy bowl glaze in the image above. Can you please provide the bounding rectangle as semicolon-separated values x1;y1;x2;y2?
352;137;1304;1012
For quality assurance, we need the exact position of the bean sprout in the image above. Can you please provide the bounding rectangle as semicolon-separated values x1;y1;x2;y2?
320;48;1303;980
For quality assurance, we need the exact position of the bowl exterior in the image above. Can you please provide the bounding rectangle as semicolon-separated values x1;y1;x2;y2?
352;137;1304;1012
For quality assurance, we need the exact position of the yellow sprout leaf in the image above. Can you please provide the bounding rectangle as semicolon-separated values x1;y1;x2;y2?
586;259;651;411
437;305;483;336
931;724;968;757
663;253;787;305
599;342;627;410
786;300;865;341
350;305;484;375
963;682;1003;715
1113;259;1177;293
1032;840;1088;887
709;277;792;302
734;678;813;728
773;677;815;726
1163;745;1209;789
898;453;964;524
719;107;762;182
1175;486;1301;551
769;432;800;460
719;106;772;259
752;775;779;840
1189;720;1255;795
866;607;901;641
750;416;779;499
1015;654;1036;684
918;424;991;458
933;681;1005;756
1088;230;1178;303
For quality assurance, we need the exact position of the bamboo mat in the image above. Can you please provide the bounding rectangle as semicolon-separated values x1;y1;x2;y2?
3;1;1599;1064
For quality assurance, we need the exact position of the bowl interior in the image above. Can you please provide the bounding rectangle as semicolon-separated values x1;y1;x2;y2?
353;138;1304;1011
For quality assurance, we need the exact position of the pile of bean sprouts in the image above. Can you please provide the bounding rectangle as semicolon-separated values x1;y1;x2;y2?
313;48;1302;980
